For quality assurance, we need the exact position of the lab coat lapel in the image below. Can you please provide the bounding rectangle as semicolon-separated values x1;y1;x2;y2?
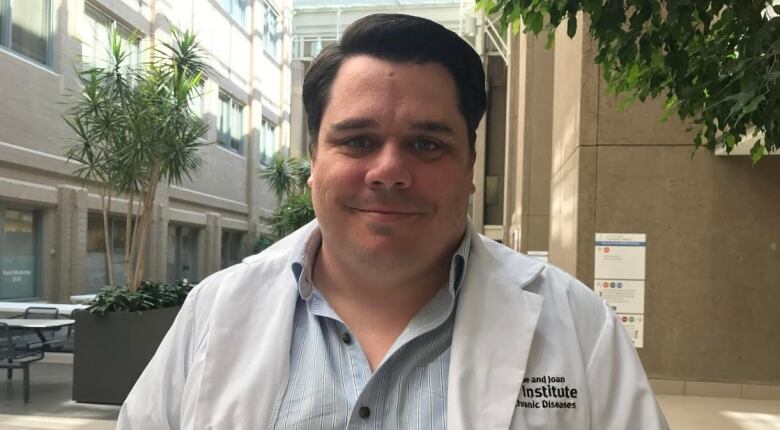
193;229;308;429
447;235;545;430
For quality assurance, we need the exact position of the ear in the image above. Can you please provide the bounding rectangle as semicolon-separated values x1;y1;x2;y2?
468;150;476;194
307;158;315;189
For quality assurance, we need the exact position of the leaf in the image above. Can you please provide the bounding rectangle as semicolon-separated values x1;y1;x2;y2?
526;11;544;34
750;141;765;165
742;95;766;115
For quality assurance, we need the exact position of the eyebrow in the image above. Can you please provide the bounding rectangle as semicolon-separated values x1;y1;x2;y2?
329;118;456;135
329;117;378;131
410;120;455;135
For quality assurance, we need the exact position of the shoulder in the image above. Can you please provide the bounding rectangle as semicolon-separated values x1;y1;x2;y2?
184;221;317;340
478;237;608;352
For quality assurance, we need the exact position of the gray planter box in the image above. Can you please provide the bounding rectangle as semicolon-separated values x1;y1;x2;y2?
72;306;181;405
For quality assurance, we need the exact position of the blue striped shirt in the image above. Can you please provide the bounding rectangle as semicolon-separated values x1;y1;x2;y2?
274;227;472;429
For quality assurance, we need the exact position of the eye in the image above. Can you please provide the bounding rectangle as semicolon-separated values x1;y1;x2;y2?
343;138;370;149
412;139;440;151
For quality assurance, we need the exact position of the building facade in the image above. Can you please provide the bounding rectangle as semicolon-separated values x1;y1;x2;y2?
0;0;292;303
503;15;780;391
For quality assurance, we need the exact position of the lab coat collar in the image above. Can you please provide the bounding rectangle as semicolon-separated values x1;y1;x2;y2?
447;221;546;429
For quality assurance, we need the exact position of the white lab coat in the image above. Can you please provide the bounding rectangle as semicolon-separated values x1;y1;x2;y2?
118;221;668;429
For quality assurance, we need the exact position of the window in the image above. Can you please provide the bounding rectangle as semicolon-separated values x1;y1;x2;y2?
263;3;280;60
220;0;248;28
167;225;200;283
0;0;52;66
86;214;130;291
260;119;277;164
218;91;245;154
82;3;140;71
221;230;244;269
0;207;41;300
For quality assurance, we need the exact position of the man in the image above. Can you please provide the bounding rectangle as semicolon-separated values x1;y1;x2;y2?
118;14;668;429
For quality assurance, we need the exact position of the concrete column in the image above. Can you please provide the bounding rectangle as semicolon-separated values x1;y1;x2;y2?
204;212;222;276
290;60;308;157
56;185;88;303
40;207;58;302
503;32;554;253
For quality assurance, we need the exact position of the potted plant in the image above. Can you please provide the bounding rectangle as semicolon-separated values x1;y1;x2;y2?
72;281;194;404
64;26;209;405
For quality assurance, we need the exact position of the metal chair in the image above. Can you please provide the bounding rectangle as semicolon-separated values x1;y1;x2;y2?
0;323;44;403
15;307;65;351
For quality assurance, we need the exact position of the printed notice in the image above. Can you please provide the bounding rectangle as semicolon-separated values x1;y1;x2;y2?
594;233;646;280
595;233;647;349
617;313;644;348
594;279;645;314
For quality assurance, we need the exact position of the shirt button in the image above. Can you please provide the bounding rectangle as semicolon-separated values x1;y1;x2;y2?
358;406;371;418
341;332;352;345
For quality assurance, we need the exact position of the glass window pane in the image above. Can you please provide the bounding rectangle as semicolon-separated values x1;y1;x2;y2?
231;102;243;152
264;4;279;59
218;94;230;147
86;214;108;291
167;226;178;284
10;0;50;65
0;1;7;46
0;208;38;299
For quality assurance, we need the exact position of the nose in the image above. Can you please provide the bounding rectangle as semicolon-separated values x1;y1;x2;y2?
364;142;412;190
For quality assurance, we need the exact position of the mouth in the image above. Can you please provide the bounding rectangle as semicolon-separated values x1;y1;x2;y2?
350;207;422;221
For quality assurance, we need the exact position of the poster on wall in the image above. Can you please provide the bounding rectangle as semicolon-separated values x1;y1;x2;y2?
595;233;647;349
595;279;645;314
617;313;644;348
594;233;646;280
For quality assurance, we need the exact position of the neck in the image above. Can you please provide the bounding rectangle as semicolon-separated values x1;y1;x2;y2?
314;241;451;315
310;232;464;371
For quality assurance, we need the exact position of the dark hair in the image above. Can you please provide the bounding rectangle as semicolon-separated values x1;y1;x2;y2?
302;13;487;156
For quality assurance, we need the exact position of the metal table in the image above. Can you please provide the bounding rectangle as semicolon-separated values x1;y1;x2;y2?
0;319;75;347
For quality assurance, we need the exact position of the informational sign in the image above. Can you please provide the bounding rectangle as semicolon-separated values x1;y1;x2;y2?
596;279;645;314
617;313;644;348
594;233;646;280
595;233;647;348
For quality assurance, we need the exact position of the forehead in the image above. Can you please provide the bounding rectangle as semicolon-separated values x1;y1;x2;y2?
323;55;463;125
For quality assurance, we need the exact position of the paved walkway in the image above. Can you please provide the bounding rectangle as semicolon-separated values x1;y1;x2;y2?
0;354;778;429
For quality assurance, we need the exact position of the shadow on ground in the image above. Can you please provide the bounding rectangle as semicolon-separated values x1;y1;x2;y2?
0;354;119;421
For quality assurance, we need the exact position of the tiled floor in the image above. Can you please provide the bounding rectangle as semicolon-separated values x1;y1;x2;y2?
1;354;779;429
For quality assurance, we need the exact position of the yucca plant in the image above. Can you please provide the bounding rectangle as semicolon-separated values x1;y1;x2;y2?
65;26;210;292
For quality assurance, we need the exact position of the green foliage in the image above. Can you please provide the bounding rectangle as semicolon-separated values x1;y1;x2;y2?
88;280;196;315
266;190;316;239
64;26;211;291
258;154;308;199
479;0;780;164
258;155;315;242
252;233;277;253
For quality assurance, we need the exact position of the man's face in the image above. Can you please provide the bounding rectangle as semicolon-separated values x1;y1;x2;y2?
308;55;475;266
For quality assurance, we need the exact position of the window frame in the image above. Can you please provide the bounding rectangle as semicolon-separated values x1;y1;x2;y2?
263;1;281;61
0;0;54;67
219;0;248;29
259;117;277;165
218;90;246;155
0;204;42;301
82;2;141;72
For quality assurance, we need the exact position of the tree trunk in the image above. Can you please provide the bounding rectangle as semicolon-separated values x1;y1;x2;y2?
130;166;161;292
126;191;134;288
100;188;115;288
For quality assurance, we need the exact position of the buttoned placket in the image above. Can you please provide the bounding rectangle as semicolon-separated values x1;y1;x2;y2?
281;226;472;429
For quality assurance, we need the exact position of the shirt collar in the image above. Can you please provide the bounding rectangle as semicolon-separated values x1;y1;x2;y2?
290;223;474;300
